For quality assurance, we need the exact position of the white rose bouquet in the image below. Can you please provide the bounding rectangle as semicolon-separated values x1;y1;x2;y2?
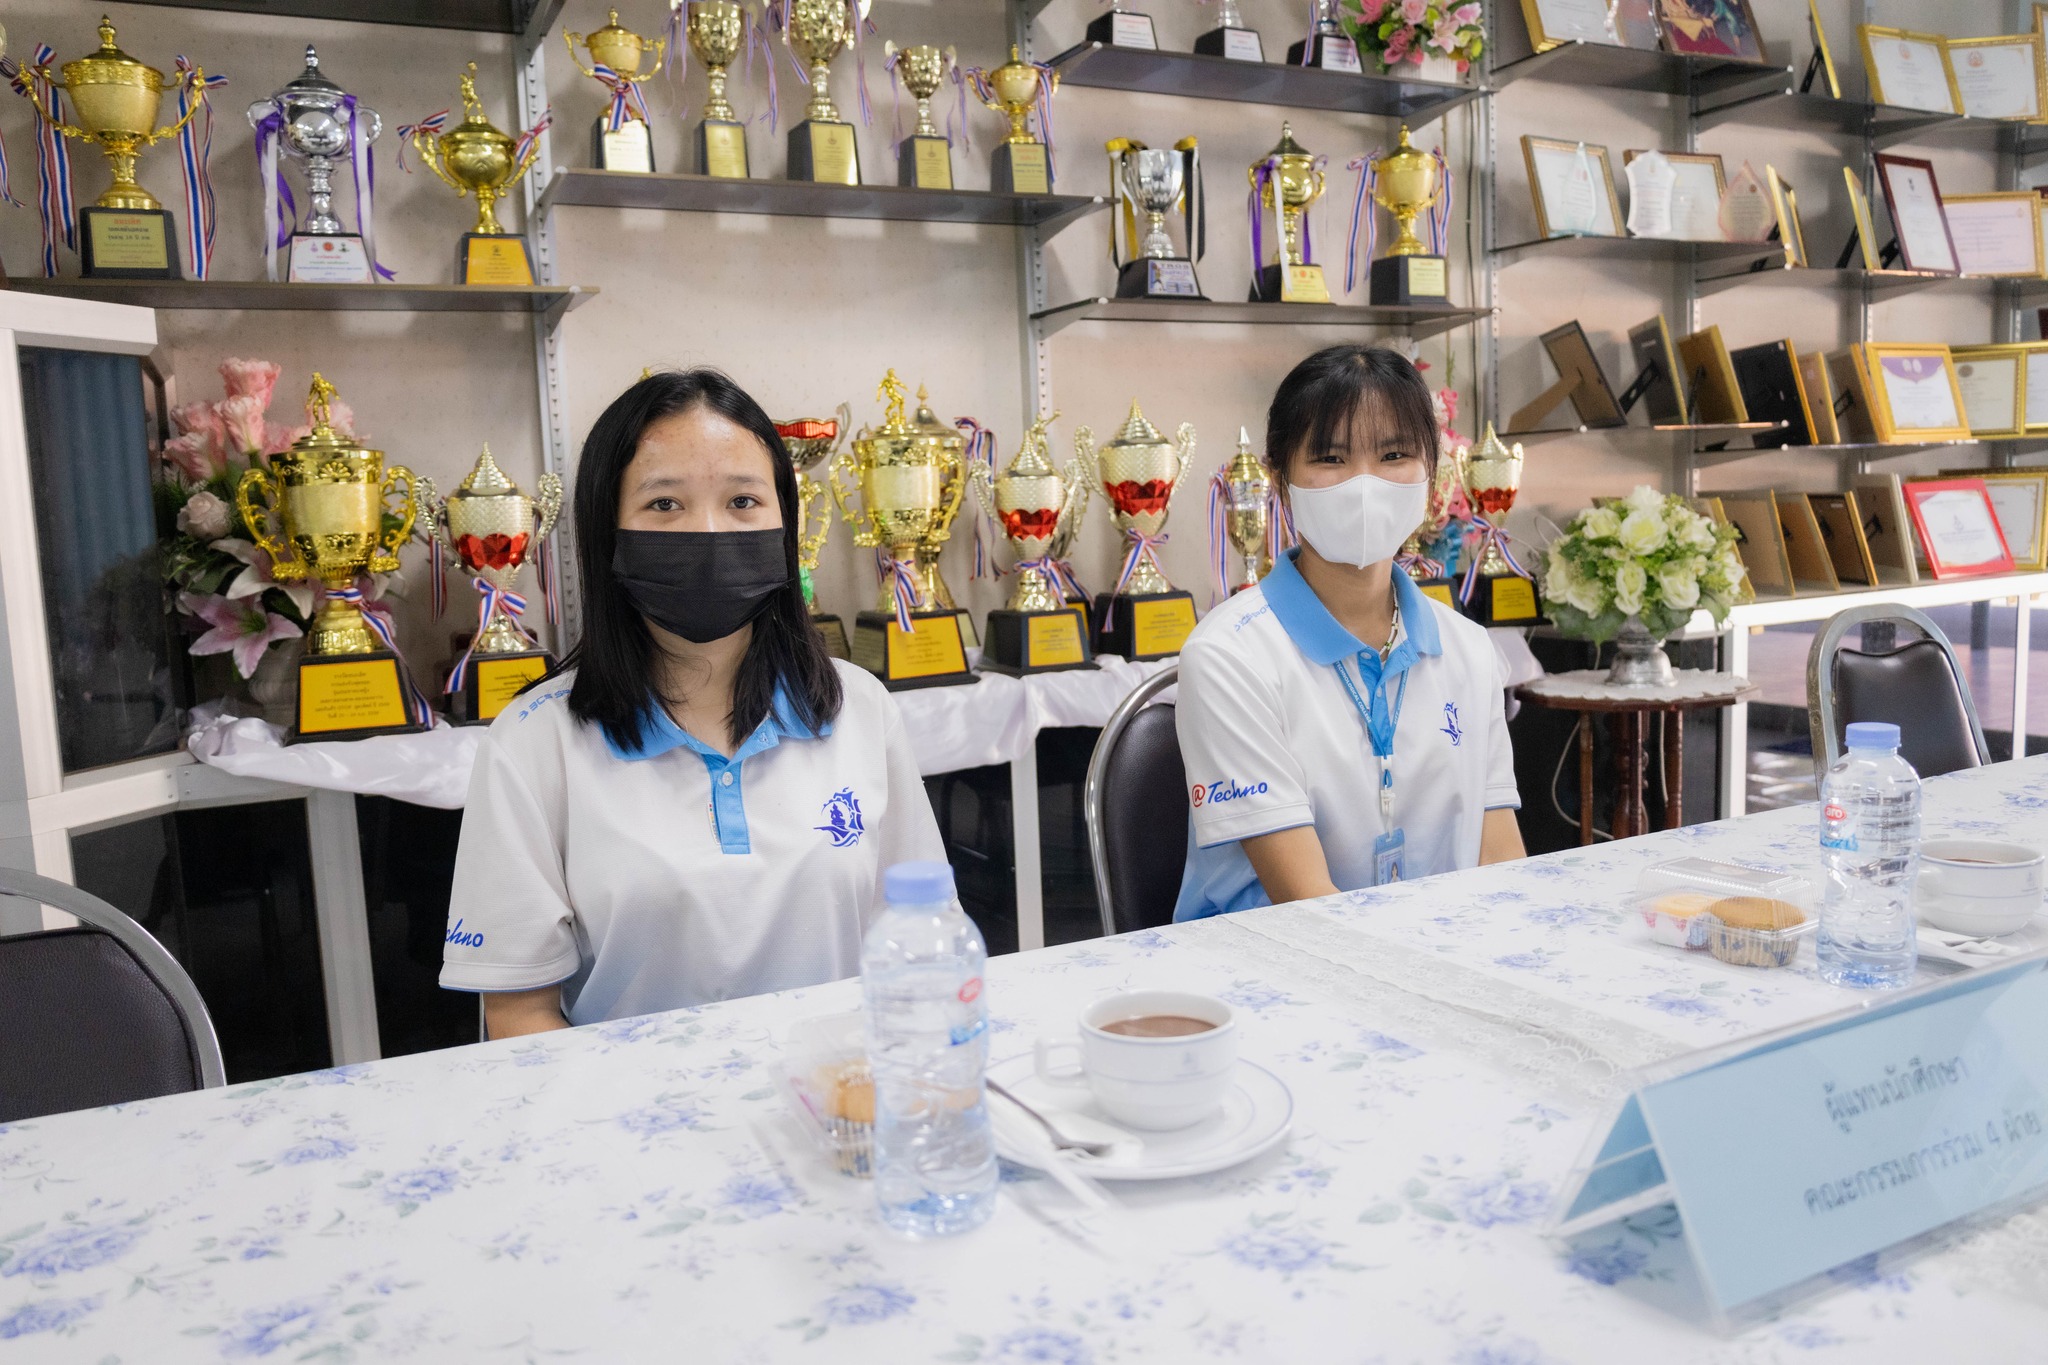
1540;486;1746;644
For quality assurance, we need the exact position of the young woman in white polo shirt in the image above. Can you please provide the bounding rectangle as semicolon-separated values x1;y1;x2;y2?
441;369;945;1035
1174;345;1525;921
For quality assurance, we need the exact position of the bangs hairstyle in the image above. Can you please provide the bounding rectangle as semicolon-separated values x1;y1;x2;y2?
559;367;842;753
1264;345;1440;488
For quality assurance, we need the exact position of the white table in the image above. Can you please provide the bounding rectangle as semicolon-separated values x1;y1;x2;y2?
5;758;2043;1359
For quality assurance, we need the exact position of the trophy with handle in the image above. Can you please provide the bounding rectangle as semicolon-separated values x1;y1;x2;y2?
1458;423;1541;626
886;41;957;190
404;63;547;284
1075;401;1198;660
247;45;384;283
1109;136;1205;299
775;403;854;658
1249;122;1330;303
566;8;665;172
783;0;871;185
686;0;751;177
1211;427;1276;595
972;412;1097;674
968;47;1058;194
1367;126;1448;306
1288;0;1361;70
1195;0;1265;61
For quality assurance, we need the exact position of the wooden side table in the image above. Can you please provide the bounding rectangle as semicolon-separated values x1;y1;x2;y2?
1516;669;1756;842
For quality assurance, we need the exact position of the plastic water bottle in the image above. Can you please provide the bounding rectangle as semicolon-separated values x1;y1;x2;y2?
862;861;998;1237
1818;722;1922;989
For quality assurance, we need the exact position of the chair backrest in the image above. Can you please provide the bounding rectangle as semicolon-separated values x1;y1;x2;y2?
1806;603;1990;781
0;866;226;1121
1084;667;1185;937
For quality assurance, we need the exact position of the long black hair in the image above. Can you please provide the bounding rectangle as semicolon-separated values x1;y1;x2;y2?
561;367;842;753
1264;345;1439;489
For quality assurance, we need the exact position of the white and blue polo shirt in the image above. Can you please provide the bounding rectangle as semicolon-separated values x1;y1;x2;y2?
1172;548;1520;921
441;658;945;1023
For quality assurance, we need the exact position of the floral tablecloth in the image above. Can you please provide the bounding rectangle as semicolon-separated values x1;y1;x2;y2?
3;760;2044;1361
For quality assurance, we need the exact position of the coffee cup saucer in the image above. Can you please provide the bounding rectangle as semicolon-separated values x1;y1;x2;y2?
986;1054;1292;1181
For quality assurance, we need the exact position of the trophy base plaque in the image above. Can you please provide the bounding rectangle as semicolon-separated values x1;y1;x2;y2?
813;612;850;660
1251;262;1331;304
79;207;180;279
1286;32;1363;71
1194;27;1266;61
451;649;552;726
1368;253;1449;306
1085;10;1159;48
1092;589;1197;661
991;142;1051;195
288;234;373;283
592;115;656;173
898;135;954;190
459;233;536;285
288;650;429;745
788;120;860;185
695;120;750;178
1412;576;1458;610
1459;574;1543;627
851;609;978;689
1116;257;1204;299
982;607;1098;675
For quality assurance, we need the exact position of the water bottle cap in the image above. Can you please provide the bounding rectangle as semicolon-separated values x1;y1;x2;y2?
1845;721;1901;751
884;860;956;904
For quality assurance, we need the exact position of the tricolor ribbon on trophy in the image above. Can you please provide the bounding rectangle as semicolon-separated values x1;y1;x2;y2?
589;60;652;131
1457;514;1529;606
8;46;76;276
332;585;434;728
172;57;228;279
1345;145;1449;295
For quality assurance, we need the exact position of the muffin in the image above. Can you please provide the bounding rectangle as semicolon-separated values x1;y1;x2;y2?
1706;896;1806;968
1643;891;1718;948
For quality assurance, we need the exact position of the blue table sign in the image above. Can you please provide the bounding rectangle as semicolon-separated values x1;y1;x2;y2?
1552;949;2048;1324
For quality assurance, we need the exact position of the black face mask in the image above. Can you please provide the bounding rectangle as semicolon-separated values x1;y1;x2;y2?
612;528;791;644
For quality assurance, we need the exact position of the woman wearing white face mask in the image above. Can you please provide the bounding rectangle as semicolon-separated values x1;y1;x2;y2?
1172;345;1525;921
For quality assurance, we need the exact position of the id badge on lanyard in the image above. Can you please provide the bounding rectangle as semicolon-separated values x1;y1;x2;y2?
1338;656;1409;886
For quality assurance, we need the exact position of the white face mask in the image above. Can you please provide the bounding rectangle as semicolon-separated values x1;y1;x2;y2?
1286;469;1430;569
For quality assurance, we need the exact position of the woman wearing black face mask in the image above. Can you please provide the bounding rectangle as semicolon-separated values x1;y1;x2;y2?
440;369;946;1037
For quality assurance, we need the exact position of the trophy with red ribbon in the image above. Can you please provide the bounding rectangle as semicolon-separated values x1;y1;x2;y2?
419;446;564;724
971;412;1096;674
1076;400;1197;660
1458;423;1541;626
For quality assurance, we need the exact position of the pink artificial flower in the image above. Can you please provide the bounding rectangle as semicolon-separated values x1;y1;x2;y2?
171;400;226;445
1429;21;1460;52
219;394;268;459
284;398;358;446
1406;45;1426;63
162;432;226;483
1434;385;1460;430
1385;26;1413;59
262;422;297;458
1442;482;1472;521
1449;2;1480;27
1400;0;1429;24
219;357;281;409
1455;56;1470;74
180;590;302;679
217;537;317;619
1358;0;1389;21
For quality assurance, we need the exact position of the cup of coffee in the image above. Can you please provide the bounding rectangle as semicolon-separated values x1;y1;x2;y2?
1916;840;2046;938
1033;990;1237;1131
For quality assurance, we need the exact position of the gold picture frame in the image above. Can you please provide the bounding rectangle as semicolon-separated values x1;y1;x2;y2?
1860;26;1963;114
1721;491;1796;598
1935;468;2048;571
1842;167;1881;271
1676;325;1748;424
1941;191;2046;277
1811;491;1879;585
1946;34;2047;122
1949;343;2029;437
2024;342;2048;433
1808;0;1841;99
1856;342;1970;444
1765;164;1808;267
1522;135;1624;239
1798;351;1839;444
1519;0;1622;54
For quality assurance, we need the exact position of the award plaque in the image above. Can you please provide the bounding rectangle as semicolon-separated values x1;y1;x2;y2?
1287;0;1362;70
973;412;1097;675
1076;401;1199;661
249;45;384;284
1195;0;1266;60
973;48;1059;194
1086;2;1159;49
1249;123;1330;303
408;64;543;285
888;42;958;190
688;1;751;177
785;0;866;185
1108;136;1205;300
567;9;665;173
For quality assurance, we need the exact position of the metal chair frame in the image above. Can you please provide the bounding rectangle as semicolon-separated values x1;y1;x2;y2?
0;866;227;1090
1805;602;1991;778
1083;666;1181;939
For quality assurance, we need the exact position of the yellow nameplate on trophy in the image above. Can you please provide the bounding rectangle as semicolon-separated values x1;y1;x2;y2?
1005;143;1050;194
885;613;969;679
462;235;535;285
473;655;551;721
1405;256;1448;297
1421;582;1456;608
299;657;409;735
702;122;748;179
1281;263;1331;304
86;212;172;272
801;123;859;185
913;138;953;189
1488;576;1539;621
1026;613;1087;667
1131;597;1197;656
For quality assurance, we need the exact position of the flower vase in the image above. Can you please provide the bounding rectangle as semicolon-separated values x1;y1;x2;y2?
248;638;303;727
1606;617;1675;688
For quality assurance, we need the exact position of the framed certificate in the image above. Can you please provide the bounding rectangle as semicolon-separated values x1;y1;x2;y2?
1853;472;1921;584
1720;492;1795;597
1622;150;1725;240
1729;338;1815;446
1522;137;1622;238
1826;348;1877;443
1873;153;1960;275
1859;343;1969;443
1860;27;1961;114
2027;344;2048;433
1901;478;2016;579
1627;314;1688;424
1805;0;1841;99
1798;350;1839;443
1658;0;1764;62
1677;325;1748;424
1765;165;1807;267
1939;469;2048;571
1520;0;1624;52
1947;35;2045;121
1944;192;2045;277
1779;493;1840;592
1811;492;1879;586
1949;344;2028;437
1842;168;1882;271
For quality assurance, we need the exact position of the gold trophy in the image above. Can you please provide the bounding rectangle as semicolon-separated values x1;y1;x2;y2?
830;371;976;688
1076;401;1198;660
775;405;853;658
1368;126;1447;306
1459;423;1539;625
409;63;544;284
1249;122;1329;304
418;447;563;724
887;41;957;190
566;8;665;173
236;375;428;742
1216;427;1273;594
686;0;751;178
972;412;1096;675
784;0;870;185
969;47;1057;194
17;17;210;278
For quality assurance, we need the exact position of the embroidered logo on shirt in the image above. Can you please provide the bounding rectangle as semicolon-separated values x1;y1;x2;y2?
1190;777;1269;808
444;918;485;948
1441;702;1463;747
815;788;866;847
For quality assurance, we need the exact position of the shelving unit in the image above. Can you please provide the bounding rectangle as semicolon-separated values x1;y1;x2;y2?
1048;41;1482;120
7;279;597;327
1032;297;1491;339
538;169;1105;229
125;0;564;36
1493;234;1770;264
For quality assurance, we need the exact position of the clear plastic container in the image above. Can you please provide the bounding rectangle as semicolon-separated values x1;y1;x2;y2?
1632;858;1818;968
774;1011;873;1179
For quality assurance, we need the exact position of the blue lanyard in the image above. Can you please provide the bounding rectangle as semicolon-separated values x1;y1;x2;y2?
1336;651;1408;824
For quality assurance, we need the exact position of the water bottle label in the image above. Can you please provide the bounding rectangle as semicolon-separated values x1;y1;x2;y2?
1820;800;1859;852
957;976;983;1004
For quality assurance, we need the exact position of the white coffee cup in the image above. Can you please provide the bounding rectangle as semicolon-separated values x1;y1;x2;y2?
1916;839;2047;938
1032;989;1237;1131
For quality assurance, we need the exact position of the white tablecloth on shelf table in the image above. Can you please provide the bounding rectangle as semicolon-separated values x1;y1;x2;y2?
4;758;2044;1359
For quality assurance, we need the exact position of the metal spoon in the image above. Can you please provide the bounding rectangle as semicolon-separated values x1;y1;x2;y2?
986;1079;1117;1157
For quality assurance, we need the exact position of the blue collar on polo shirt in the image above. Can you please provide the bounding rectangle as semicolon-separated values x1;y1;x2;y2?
1261;546;1442;677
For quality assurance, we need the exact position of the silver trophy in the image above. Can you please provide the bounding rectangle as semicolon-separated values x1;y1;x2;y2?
1288;0;1359;68
248;45;383;283
1194;0;1264;61
1109;136;1204;300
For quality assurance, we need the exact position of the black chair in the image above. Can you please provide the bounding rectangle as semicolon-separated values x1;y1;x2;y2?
1806;603;1991;780
0;866;226;1121
1084;667;1184;936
